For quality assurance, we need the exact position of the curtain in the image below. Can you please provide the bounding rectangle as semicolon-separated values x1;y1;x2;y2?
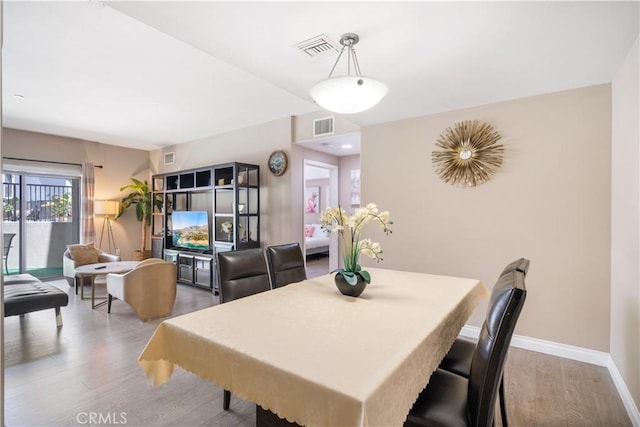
81;162;96;244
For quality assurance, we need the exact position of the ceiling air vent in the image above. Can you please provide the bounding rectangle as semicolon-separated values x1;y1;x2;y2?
313;116;335;137
295;34;337;58
163;152;175;166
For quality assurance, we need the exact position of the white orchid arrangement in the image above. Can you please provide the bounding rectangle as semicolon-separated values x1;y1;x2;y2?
320;203;393;286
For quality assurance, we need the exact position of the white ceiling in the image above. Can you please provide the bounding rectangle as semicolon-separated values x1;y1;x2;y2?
2;1;638;154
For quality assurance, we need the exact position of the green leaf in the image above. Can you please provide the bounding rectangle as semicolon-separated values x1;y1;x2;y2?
116;177;159;250
358;270;371;284
341;271;358;286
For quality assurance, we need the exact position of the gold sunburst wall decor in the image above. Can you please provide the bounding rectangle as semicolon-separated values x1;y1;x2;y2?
432;120;504;187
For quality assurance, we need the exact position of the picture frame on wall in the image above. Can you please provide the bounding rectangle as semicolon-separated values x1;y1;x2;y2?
305;186;320;214
350;169;361;207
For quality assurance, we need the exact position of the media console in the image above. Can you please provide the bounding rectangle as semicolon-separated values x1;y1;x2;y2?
164;248;216;292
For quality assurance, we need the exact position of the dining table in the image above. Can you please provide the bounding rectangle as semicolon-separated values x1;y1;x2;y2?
138;267;487;427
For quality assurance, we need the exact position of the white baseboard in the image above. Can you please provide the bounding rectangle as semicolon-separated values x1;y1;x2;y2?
607;355;640;427
459;325;609;365
459;325;640;426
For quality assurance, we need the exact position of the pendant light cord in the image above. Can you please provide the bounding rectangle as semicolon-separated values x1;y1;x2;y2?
327;34;362;78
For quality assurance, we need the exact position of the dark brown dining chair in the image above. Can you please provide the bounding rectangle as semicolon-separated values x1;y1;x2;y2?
216;248;271;410
499;257;530;278
265;243;307;288
438;257;530;427
405;269;527;427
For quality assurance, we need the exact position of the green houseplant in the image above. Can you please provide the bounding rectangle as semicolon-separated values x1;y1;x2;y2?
43;193;72;222
319;203;392;297
116;178;162;260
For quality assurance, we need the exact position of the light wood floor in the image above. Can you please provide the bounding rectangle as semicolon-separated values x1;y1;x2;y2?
4;279;631;427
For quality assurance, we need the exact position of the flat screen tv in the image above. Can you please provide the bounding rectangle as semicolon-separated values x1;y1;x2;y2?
171;211;210;251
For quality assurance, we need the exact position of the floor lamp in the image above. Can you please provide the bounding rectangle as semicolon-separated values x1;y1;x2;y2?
95;200;119;255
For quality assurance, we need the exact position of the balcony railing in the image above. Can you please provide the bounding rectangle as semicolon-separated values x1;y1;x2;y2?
3;182;74;222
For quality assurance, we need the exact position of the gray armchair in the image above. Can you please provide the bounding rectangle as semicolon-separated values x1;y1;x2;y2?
63;246;120;287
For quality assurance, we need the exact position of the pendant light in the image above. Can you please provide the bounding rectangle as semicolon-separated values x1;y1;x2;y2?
309;33;388;114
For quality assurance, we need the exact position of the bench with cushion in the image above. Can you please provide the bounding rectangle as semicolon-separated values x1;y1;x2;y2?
4;273;69;327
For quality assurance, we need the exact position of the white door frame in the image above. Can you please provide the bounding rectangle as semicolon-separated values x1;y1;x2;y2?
303;159;339;272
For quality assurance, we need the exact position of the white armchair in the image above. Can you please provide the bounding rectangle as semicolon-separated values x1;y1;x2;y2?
106;259;177;321
63;245;121;287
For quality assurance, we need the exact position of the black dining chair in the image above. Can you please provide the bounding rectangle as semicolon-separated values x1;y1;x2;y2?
498;257;530;279
405;268;527;427
265;243;307;288
216;248;271;410
438;258;530;427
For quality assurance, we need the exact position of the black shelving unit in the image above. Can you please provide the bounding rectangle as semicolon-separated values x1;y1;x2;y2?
151;162;260;291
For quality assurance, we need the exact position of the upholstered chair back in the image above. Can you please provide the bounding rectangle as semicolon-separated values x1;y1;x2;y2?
499;257;531;278
265;243;307;288
467;270;527;427
217;248;271;303
136;257;165;268
106;260;177;321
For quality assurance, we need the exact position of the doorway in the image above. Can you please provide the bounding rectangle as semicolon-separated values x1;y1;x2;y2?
2;172;80;279
303;160;339;277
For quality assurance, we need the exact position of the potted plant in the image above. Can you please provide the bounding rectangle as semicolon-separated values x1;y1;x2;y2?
116;178;162;260
319;203;392;297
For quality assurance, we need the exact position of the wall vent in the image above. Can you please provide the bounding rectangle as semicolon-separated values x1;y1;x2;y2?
163;152;175;165
313;117;335;137
295;34;337;58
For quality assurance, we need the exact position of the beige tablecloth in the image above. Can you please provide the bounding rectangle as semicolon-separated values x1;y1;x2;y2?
139;268;487;427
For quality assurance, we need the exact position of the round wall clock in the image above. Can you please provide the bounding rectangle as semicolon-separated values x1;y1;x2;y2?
268;150;288;176
432;120;504;187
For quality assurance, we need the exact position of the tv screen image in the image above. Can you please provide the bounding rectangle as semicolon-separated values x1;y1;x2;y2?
171;211;210;250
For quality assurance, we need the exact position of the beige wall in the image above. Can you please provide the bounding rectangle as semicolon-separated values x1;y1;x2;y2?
362;84;612;351
148;117;294;247
1;128;150;261
611;35;640;408
292;110;360;142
